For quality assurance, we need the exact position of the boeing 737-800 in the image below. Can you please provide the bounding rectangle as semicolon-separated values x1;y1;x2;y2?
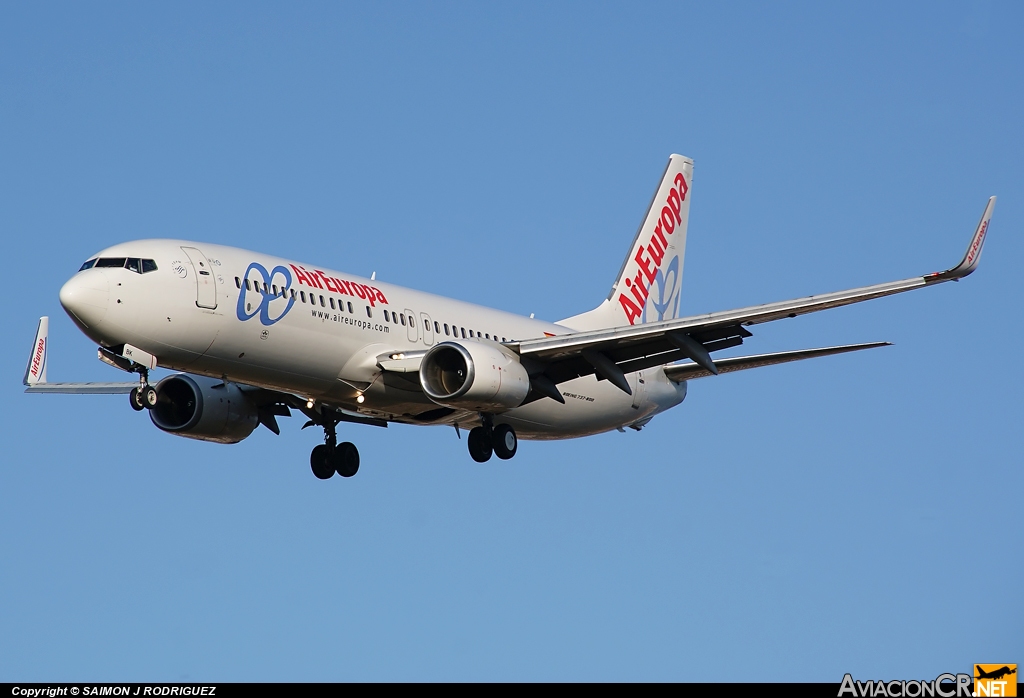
24;155;995;479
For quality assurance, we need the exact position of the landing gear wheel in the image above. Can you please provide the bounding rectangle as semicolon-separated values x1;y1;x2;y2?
333;442;360;477
129;387;145;412
142;385;158;409
310;444;335;479
492;424;517;460
468;427;493;463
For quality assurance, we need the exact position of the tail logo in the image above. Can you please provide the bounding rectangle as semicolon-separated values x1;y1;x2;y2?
619;172;688;324
236;262;296;326
644;254;681;323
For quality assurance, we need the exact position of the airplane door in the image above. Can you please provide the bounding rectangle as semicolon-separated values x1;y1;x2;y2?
631;370;647;409
420;312;434;346
180;246;218;310
405;308;418;343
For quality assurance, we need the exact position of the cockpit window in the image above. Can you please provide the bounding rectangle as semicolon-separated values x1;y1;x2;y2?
89;257;159;273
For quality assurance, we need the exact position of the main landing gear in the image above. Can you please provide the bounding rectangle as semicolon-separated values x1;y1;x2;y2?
467;420;518;463
309;418;360;480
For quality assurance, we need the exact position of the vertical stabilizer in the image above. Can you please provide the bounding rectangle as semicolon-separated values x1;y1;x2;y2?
559;154;693;330
24;316;49;385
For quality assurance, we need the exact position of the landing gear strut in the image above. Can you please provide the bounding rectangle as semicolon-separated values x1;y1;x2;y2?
309;417;360;479
467;418;518;462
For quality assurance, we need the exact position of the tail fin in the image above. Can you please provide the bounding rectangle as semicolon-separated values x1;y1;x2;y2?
24;316;49;386
560;154;693;330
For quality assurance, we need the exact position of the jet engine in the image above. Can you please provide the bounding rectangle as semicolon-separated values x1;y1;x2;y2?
419;340;531;411
149;374;259;444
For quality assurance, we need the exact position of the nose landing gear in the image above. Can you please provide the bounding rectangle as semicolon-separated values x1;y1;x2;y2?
308;416;360;479
467;419;518;462
128;367;157;412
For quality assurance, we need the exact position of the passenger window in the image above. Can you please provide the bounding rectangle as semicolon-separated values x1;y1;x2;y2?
320;296;325;307
141;259;158;273
79;259;97;271
300;291;306;302
126;258;142;273
366;306;372;318
383;309;390;322
444;324;449;336
424;318;429;329
272;285;278;295
234;277;241;289
434;321;440;333
502;337;507;342
468;330;474;338
347;302;353;313
330;298;336;309
400;314;406;326
461;327;466;339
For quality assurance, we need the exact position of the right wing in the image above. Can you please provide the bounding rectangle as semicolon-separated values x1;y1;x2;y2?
510;197;995;398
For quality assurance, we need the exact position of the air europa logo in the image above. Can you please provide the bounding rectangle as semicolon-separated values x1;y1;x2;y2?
619;172;688;325
30;337;45;378
237;262;296;326
967;220;988;266
289;265;389;307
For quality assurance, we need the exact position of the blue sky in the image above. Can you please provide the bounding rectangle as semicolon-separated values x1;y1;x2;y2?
1;1;1021;682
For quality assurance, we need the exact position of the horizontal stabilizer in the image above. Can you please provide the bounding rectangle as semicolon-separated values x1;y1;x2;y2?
663;342;891;382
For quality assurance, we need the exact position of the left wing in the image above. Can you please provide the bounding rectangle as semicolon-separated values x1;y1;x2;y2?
511;198;994;397
23;317;139;394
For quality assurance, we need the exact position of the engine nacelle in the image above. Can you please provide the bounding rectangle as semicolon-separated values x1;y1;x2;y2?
149;374;259;444
419;340;531;411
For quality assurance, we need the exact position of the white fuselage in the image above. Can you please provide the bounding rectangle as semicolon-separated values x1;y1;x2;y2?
59;240;687;439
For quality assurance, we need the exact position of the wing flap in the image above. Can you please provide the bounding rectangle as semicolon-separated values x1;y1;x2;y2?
663;342;891;382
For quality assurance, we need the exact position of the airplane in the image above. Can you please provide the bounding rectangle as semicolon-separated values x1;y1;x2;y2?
976;666;1016;681
23;155;995;480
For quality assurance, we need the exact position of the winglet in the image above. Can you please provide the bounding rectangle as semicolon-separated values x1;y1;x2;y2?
23;317;49;386
927;197;996;282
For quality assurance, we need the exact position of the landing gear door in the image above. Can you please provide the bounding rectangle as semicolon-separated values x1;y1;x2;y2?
180;246;218;310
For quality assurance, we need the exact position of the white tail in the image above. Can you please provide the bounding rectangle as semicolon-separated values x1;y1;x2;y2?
24;316;49;385
560;154;693;330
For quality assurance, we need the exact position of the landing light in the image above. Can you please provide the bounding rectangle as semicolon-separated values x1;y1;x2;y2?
356;394;365;404
306;399;314;408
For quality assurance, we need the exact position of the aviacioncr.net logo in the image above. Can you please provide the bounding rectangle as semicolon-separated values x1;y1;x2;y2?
236;262;295;326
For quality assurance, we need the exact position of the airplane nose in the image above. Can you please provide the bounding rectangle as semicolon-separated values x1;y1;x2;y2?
59;271;109;329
